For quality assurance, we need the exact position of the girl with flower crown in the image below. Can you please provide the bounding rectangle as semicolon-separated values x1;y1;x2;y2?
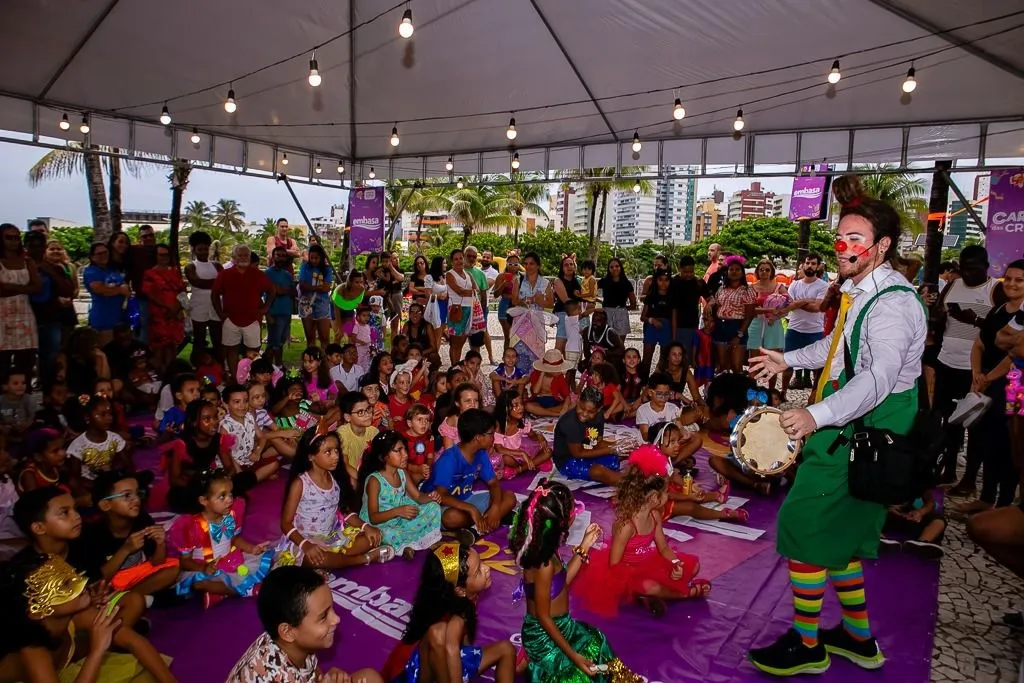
380;539;516;682
508;482;643;682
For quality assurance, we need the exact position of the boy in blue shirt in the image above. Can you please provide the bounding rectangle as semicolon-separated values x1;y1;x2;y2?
157;373;200;437
423;408;516;535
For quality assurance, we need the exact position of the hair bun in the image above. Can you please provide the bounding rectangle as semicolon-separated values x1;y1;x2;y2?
833;174;865;207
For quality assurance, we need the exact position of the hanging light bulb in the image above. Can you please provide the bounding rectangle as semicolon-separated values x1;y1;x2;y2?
511;152;520;170
445;156;454;172
159;105;172;126
506;117;517;141
733;109;745;132
308;53;322;87
457;177;465;189
281;153;289;166
902;65;917;93
390;125;400;147
79;115;90;134
827;60;841;85
315;161;322;174
368;167;376;179
673;98;685;120
631;131;642;153
190;128;201;144
337;161;345;174
632;180;641;193
59;113;70;131
398;8;414;38
224;87;237;114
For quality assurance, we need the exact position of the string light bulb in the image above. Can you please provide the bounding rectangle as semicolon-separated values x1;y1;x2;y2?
673;98;685;120
308;53;322;87
632;180;641;193
79;116;90;134
190;128;201;144
281;153;289;166
159;105;171;126
631;131;642;153
511;152;520;170
337;161;345;174
59;113;70;131
398;8;414;38
315;161;322;174
733;109;745;132
506;117;517;141
828;60;841;85
368;167;376;179
445;156;454;172
224;88;237;114
456;177;465;189
390;125;400;147
902;65;917;93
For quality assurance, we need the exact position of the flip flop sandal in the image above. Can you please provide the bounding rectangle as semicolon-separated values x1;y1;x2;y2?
723;507;749;522
688;580;712;598
370;545;396;563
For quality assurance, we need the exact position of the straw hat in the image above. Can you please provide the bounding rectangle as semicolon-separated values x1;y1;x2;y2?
533;349;569;374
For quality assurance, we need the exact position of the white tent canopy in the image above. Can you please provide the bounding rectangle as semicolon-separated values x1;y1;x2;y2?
1;0;1023;183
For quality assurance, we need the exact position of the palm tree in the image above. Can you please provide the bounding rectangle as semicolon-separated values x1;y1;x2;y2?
183;200;213;229
425;224;454;249
168;160;191;262
212;199;246;232
557;168;652;259
499;173;549;245
203;226;240;263
27;144;150;243
385;180;420;252
406;183;451;253
447;184;517;248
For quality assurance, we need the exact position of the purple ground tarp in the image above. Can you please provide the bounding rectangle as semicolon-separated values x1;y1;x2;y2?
144;447;939;683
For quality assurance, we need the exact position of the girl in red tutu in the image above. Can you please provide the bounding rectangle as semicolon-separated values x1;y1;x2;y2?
573;467;710;617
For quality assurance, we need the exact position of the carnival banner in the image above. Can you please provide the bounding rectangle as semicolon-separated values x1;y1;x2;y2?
987;169;1024;277
349;187;385;254
788;164;833;221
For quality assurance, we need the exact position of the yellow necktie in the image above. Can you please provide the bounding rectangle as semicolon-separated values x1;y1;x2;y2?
814;293;854;403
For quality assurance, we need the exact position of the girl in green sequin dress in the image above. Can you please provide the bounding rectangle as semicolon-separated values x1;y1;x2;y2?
508;482;643;683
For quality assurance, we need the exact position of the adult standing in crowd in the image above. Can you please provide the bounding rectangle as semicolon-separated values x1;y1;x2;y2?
24;231;72;373
379;250;405;338
598;257;636;340
704;243;722;283
748;259;788;390
748;175;925;676
493;252;521;351
671;255;711;362
406;255;430;307
264;247;296;368
107;231;131;274
551;255;581;354
510;251;552;375
0;225;41;373
640;254;670;299
265;218;301;269
141;243;186;373
480;251;500;285
43;240;79;346
445;248;476;366
82;241;130;347
464;246;493;363
709;255;755;375
27;219;48;238
298;244;334;349
185;231;222;363
128;224;158;344
212;245;275;381
933;245;1001;488
423;256;448;352
363;253;386;301
781;253;829;397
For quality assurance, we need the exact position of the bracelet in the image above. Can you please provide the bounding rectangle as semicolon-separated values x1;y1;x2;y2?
360;523;370;532
298;538;310;551
573;545;590;564
286;527;299;540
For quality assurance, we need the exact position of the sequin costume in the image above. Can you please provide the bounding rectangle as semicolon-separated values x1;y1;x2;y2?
174;500;273;597
382;615;483;683
572;512;701;617
274;473;360;567
359;470;441;553
1006;363;1024;415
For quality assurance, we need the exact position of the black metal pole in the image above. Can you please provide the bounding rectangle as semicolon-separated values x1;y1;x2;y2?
923;160;953;288
796;218;811;265
277;174;319;242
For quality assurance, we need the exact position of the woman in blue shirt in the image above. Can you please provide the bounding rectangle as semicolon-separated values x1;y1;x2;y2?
298;244;335;348
82;242;130;345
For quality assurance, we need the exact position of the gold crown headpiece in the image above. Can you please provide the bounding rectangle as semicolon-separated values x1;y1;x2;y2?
432;541;462;587
25;554;88;618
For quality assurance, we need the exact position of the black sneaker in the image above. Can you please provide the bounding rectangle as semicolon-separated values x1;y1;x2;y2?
903;540;944;560
748;629;830;676
878;537;901;553
819;624;885;670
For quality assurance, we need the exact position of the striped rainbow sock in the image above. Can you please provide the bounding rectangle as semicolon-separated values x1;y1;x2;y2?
829;560;870;641
789;560;827;647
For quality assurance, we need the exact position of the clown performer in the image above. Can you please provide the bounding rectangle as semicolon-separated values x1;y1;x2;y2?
746;174;926;676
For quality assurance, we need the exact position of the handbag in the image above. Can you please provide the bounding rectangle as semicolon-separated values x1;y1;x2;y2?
470;297;486;333
424;295;441;328
448;301;463;323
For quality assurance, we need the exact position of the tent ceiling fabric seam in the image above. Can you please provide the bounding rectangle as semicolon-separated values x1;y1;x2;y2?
37;0;122;100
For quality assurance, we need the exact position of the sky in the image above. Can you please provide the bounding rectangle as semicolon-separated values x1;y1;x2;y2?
0;139;989;230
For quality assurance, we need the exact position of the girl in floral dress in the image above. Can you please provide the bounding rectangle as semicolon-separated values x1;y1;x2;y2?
358;431;442;559
141;244;186;373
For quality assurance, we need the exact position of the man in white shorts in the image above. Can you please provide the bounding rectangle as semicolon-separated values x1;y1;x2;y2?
212;245;275;382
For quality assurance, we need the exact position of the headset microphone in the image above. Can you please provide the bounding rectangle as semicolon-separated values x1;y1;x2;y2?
847;253;858;264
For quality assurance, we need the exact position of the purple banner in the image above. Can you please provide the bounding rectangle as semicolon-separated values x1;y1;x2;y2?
349;187;385;255
788;164;832;221
987;169;1024;277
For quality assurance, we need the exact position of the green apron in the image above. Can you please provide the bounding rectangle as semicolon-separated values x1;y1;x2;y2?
776;286;923;569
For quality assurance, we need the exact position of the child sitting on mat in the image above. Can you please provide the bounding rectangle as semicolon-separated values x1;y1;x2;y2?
552;387;621;486
491;389;553;479
880;488;946;560
438;383;481;450
398;403;435;485
573;467;710;618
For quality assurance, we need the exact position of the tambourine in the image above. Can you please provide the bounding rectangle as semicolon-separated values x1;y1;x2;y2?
729;406;801;475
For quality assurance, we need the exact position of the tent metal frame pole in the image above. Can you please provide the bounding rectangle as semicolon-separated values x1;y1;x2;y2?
794;132;803;175
978;123;988;166
347;0;358;160
900;127;910;168
277;174;319;241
